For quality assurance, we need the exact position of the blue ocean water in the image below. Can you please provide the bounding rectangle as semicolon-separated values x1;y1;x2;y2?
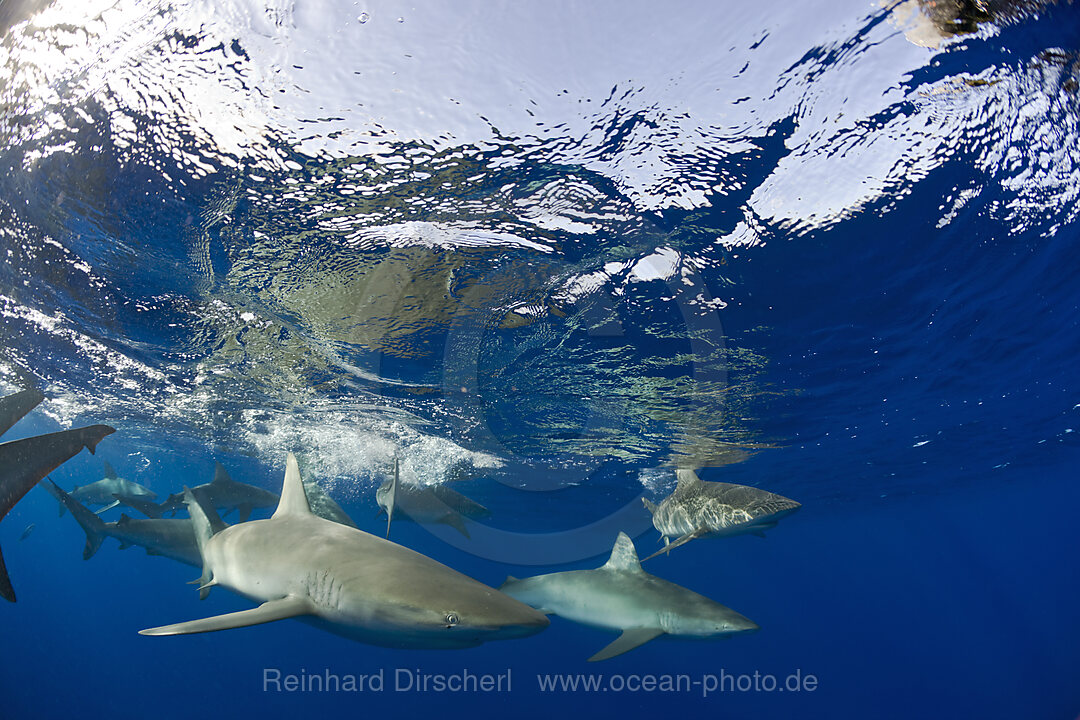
1;1;1079;718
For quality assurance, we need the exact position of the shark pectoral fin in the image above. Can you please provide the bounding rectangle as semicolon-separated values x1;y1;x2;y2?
750;521;777;538
641;528;707;562
197;577;217;601
384;457;399;540
139;596;314;636
94;500;120;515
443;512;470;538
588;628;665;662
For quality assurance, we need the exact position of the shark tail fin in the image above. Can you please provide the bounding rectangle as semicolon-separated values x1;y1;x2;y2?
183;487;226;599
385;457;399;540
0;545;14;602
49;480;106;560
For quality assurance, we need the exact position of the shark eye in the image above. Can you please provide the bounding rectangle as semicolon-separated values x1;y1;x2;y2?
445;612;459;627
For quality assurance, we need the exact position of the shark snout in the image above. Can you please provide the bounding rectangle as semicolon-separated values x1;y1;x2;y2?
726;613;760;634
474;602;549;640
456;595;550;641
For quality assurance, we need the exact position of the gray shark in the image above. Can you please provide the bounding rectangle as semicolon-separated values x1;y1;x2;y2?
0;419;115;601
159;463;279;522
140;453;548;648
61;461;156;516
376;459;490;539
119;466;356;528
500;532;758;661
50;481;200;566
640;469;801;561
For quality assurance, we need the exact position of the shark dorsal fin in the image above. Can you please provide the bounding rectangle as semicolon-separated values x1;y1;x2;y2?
675;468;702;491
212;462;232;485
603;532;642;572
103;461;118;479
272;453;312;519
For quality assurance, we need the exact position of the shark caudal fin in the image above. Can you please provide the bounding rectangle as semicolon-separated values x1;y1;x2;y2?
272;453;312;519
183;487;227;600
48;480;107;560
0;424;116;601
384;457;399;540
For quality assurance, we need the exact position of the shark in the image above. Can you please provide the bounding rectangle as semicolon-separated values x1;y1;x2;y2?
500;532;758;661
640;469;801;561
157;463;279;522
140;453;549;648
116;465;357;528
61;461;156;516
50;480;200;567
0;387;115;601
376;458;491;539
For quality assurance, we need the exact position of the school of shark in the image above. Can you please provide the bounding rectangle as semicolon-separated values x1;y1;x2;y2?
0;387;799;661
